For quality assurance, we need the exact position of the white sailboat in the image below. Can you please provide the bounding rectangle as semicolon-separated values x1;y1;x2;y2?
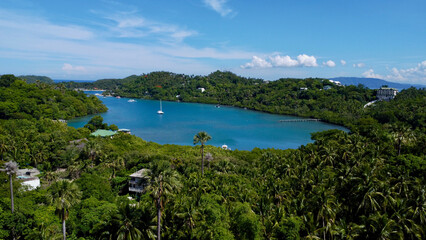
157;100;164;114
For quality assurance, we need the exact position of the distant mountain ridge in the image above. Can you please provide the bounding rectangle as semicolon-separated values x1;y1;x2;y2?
329;77;425;90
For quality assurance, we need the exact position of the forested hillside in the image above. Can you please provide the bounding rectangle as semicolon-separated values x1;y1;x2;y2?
18;75;54;84
0;74;107;120
1;73;425;239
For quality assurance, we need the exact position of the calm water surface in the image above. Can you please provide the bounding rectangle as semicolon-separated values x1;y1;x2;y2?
68;92;348;150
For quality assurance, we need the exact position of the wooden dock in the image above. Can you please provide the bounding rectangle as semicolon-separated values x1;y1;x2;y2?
279;119;321;122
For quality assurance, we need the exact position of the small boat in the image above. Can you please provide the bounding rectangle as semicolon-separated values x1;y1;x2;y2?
157;100;164;114
116;96;121;99
128;99;136;102
118;129;131;134
216;104;221;108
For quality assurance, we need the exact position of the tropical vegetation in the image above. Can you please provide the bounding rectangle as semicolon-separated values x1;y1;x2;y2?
0;73;424;239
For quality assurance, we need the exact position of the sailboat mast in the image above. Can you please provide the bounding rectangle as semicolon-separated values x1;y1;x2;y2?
157;99;164;114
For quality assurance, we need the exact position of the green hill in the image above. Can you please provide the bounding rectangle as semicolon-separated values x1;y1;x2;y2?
18;75;54;84
0;74;107;120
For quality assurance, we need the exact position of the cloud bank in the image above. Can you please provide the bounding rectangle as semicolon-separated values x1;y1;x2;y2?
241;54;324;69
101;11;197;42
0;8;254;79
362;60;426;84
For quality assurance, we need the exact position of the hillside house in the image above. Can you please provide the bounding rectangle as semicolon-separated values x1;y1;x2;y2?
17;168;40;190
118;129;131;134
328;80;342;86
377;86;398;100
129;169;150;194
90;129;117;138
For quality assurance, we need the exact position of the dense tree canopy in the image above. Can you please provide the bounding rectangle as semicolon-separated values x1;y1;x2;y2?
0;75;106;120
18;75;54;84
0;72;424;239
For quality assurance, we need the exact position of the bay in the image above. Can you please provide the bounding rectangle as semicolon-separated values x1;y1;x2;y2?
68;92;348;150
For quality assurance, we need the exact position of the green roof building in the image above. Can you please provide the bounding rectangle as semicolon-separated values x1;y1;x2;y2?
90;129;117;137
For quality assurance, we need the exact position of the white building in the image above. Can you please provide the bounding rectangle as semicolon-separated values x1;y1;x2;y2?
377;87;398;100
328;80;342;86
198;87;206;93
17;169;40;190
129;169;150;194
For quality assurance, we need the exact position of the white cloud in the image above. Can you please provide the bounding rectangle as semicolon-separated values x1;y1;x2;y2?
203;0;233;17
362;69;383;79
102;12;197;42
0;11;93;41
323;60;336;67
241;56;272;69
158;46;255;59
241;54;319;69
62;63;86;72
340;60;346;65
385;60;426;83
115;17;145;28
297;54;318;67
353;63;365;68
269;55;299;67
361;61;426;84
0;8;258;79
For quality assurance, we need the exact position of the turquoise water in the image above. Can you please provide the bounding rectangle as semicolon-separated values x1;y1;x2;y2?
68;92;348;150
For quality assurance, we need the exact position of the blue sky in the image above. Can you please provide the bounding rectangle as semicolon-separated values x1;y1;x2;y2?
0;0;425;83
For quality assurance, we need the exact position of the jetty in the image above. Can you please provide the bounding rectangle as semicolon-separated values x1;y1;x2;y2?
279;119;321;122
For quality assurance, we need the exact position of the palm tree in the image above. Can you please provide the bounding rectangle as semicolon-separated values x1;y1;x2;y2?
205;152;213;169
193;131;211;176
2;161;18;213
145;165;181;240
84;140;101;168
0;136;9;160
101;155;125;179
1;161;18;240
29;142;48;168
115;201;143;240
174;195;197;238
43;171;59;187
38;223;62;240
391;125;416;155
48;180;82;240
67;160;83;180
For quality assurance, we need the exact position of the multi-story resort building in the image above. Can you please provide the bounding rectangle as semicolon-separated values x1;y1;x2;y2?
377;86;398;101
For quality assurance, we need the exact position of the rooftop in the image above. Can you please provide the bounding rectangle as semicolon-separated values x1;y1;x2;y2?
379;87;398;90
90;129;117;137
130;169;150;178
17;168;40;177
